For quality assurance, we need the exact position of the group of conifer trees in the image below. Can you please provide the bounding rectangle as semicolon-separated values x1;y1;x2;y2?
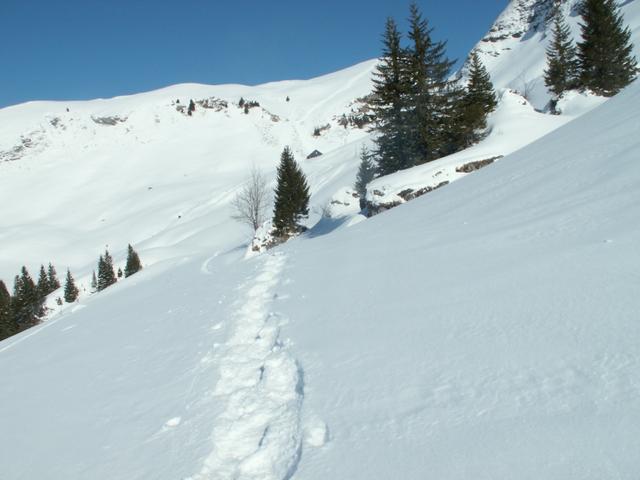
545;0;637;101
0;245;142;343
368;3;497;177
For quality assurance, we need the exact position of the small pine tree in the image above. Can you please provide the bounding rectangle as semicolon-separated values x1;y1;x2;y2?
47;263;61;292
36;264;49;299
0;280;15;340
90;270;97;293
63;269;79;303
272;147;310;237
544;7;579;99
457;52;498;147
577;0;638;96
117;267;123;278
354;146;376;202
187;99;196;116
12;267;43;329
124;244;142;278
97;250;117;291
239;97;245;108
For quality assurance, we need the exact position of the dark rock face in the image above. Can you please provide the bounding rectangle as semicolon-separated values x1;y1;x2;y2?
306;150;323;159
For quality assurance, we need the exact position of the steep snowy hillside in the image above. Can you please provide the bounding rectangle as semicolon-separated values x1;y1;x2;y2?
0;60;376;282
471;0;640;109
2;57;640;480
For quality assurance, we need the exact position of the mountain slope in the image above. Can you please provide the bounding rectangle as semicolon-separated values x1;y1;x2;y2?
2;62;639;480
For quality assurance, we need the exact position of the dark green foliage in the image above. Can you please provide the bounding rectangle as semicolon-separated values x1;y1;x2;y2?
91;271;97;293
577;0;638;96
0;280;16;341
354;146;376;201
124;244;143;278
12;267;43;330
370;17;411;176
117;268;123;278
272;147;310;237
97;250;117;292
544;8;579;98
239;97;245;108
370;4;462;175
187;99;196;116
47;263;61;292
63;269;79;303
36;264;49;299
404;3;457;165
456;52;497;147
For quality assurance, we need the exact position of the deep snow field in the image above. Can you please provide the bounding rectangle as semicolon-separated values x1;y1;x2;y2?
2;0;640;478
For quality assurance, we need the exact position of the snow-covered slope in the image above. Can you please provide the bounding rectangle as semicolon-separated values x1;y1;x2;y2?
0;60;376;283
2;61;640;480
2;1;640;478
471;0;640;109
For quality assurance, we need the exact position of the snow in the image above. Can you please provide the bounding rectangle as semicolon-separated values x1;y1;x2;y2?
2;1;640;478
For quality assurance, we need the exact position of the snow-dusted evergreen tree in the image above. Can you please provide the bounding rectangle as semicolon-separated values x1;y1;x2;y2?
90;270;97;293
12;266;43;329
124;244;142;278
370;17;410;176
457;52;497;147
544;7;579;99
36;264;49;299
0;280;15;340
47;263;61;292
354;146;376;201
63;269;79;303
577;0;638;96
405;3;456;165
97;250;117;291
272;147;310;237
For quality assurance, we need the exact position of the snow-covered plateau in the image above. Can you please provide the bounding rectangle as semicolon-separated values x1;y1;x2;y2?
1;0;640;479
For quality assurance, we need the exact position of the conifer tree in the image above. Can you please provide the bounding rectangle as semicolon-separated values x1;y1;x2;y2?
63;269;79;303
544;7;579;99
457;52;497;147
12;267;43;329
405;3;456;165
577;0;638;96
354;146;376;202
36;264;49;299
370;17;411;176
97;250;117;292
124;244;143;278
91;271;97;293
272;147;310;237
0;280;15;341
47;263;61;292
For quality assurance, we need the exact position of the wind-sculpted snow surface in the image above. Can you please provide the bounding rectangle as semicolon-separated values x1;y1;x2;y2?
194;253;304;480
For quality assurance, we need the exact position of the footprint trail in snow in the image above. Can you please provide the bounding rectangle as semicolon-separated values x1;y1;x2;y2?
196;252;304;480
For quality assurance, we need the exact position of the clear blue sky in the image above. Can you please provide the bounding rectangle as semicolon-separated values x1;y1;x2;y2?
0;0;507;108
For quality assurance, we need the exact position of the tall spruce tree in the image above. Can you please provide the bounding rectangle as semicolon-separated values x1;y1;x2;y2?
124;244;142;278
577;0;638;96
354;145;377;201
405;3;456;165
0;280;15;340
47;263;61;292
272;147;310;237
97;250;117;292
63;269;79;303
370;17;411;176
457;52;497;147
544;7;579;99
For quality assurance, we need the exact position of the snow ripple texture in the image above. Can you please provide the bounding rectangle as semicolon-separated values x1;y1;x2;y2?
196;252;303;480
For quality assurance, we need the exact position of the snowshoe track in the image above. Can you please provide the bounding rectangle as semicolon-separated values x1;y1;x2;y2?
196;252;303;480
